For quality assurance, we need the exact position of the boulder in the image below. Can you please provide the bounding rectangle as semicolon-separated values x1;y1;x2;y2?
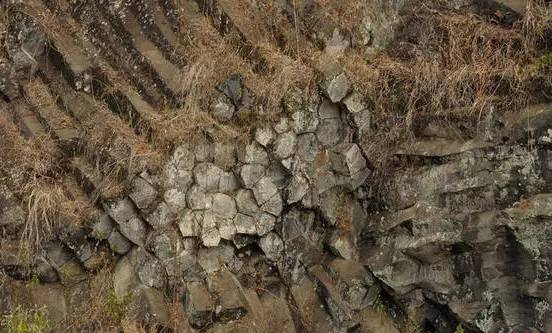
255;126;276;147
273;131;297;160
108;231;132;255
129;177;158;213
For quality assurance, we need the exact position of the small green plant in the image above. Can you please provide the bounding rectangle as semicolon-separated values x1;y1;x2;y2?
29;274;40;286
373;295;388;317
103;292;134;323
0;306;50;333
455;324;465;333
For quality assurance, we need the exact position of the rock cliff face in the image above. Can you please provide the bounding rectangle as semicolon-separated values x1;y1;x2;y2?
0;0;551;332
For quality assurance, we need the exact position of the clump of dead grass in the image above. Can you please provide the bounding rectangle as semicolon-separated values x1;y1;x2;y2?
342;0;552;166
20;181;65;259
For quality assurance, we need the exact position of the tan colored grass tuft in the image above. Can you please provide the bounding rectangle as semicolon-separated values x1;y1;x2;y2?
20;181;66;258
341;0;551;167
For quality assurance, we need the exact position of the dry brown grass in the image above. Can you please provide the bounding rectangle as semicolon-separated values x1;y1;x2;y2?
339;0;552;166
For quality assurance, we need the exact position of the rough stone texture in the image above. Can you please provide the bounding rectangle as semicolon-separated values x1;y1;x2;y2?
273;131;297;160
321;71;351;103
108;231;132;255
255;126;276;147
119;217;147;246
3;4;551;333
253;176;279;205
211;193;237;218
240;164;265;188
129;177;158;213
211;95;235;122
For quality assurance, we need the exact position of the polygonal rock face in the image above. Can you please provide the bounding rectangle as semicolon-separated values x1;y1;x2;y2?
261;193;283;216
211;96;235;122
273;132;297;160
238;142;269;166
104;198;137;224
321;71;351;103
171;145;196;171
108;231;131;255
259;232;284;261
129;177;158;213
214;143;237;170
256;213;276;236
233;213;257;235
179;210;200;238
194;163;223;192
211;193;237;219
255;126;276;147
187;185;209;210
119;217;147;246
240;164;265;188
253;176;279;205
343;92;367;114
163;188;187;213
201;212;221;247
146;202;176;229
292;106;319;134
234;189;259;216
286;175;309;204
219;171;239;193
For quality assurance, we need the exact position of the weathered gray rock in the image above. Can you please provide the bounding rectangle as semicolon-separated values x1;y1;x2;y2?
187;185;209;210
327;231;357;260
343;92;367;114
286;174;309;204
238;142;269;166
274;117;291;134
129;177;158;213
256;213;276;236
255;126;276;147
150;233;174;261
194;143;215;163
171;145;196;171
273;131;297;160
235;189;260;216
108;231;132;255
211;95;236;122
208;270;247;323
113;256;139;296
292;105;320;134
214;143;237;170
216;74;243;107
321;71;351;103
216;217;237;240
234;213;257;235
128;247;166;289
91;214;114;240
164;146;195;190
240;164;265;188
261;193;283;216
218;171;240;192
330;143;367;175
146;202;175;229
296;133;321;162
194;163;223;192
198;244;234;273
179;210;201;237
185;281;215;329
163;188;187;213
104;198;137;224
211;193;237;219
201;212;221;247
253;176;279;205
318;99;341;119
119;217;147;246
